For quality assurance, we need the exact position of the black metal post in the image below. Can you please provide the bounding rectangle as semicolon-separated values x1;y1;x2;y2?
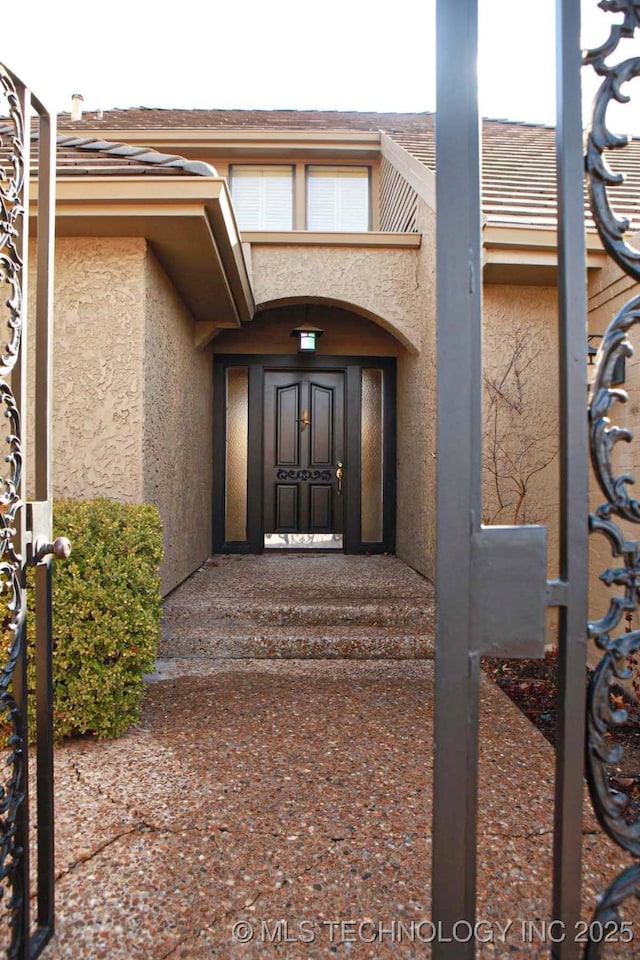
553;2;589;957
34;560;55;944
432;0;483;956
32;89;57;956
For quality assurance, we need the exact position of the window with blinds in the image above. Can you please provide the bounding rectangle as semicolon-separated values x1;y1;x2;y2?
307;166;370;231
230;165;293;230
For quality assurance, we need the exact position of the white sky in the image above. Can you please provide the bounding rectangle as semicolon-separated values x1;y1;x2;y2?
5;1;639;130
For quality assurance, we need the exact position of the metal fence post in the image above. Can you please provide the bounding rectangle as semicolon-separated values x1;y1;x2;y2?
432;1;483;956
553;3;589;957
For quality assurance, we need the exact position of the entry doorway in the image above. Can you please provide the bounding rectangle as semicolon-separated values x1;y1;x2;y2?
213;355;396;555
264;370;345;549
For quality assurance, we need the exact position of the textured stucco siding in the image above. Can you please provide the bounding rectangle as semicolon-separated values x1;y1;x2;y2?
29;218;570;610
29;237;211;596
248;233;436;579
49;238;146;503
396;199;437;580
249;244;425;353
483;285;561;579
392;200;561;587
143;250;213;594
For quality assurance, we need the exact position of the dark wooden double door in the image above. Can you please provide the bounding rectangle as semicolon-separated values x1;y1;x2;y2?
264;371;344;536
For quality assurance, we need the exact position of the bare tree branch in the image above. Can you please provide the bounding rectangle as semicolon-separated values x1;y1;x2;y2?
482;323;557;526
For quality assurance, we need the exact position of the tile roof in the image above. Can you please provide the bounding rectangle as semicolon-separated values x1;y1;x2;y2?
389;117;640;232
57;108;434;134
6;107;640;233
55;107;640;231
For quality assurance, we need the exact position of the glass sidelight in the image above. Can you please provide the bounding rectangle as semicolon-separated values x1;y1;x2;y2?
361;368;384;543
225;367;248;542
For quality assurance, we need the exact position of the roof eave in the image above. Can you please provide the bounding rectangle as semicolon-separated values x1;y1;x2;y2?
53;128;384;161
28;176;254;327
483;223;607;285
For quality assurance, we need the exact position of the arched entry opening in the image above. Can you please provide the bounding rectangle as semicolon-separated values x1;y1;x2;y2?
212;300;408;554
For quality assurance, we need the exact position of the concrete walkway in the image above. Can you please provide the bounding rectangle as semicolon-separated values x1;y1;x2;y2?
23;557;638;958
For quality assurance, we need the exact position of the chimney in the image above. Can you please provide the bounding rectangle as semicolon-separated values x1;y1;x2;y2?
70;94;84;122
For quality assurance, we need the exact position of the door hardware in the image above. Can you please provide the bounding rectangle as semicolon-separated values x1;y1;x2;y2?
34;536;72;565
296;409;311;430
336;460;344;495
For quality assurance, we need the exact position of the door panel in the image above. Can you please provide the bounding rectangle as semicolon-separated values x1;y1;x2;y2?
276;383;299;465
309;484;333;531
265;371;344;538
276;484;298;530
310;383;333;466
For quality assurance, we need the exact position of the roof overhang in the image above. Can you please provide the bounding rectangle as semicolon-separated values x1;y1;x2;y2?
29;176;255;327
53;128;383;161
483;224;607;285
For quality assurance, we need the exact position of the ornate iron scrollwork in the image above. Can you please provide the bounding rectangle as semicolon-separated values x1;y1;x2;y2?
0;63;26;956
585;1;640;281
586;2;640;950
0;66;25;376
276;469;333;481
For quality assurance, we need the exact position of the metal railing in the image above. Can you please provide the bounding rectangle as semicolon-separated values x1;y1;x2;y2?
0;62;57;960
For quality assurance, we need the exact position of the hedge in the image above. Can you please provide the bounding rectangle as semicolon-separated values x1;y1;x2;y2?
27;499;164;740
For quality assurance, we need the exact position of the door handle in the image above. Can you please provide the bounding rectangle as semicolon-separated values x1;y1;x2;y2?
296;409;311;431
336;460;344;495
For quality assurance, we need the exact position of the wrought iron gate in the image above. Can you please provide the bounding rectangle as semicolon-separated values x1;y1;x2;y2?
433;1;640;958
0;65;67;959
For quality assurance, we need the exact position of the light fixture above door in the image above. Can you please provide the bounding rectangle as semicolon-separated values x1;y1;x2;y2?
291;325;324;353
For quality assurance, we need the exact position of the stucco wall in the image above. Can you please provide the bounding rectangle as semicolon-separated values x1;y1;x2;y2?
248;233;436;579
395;199;437;579
29;237;211;596
143;250;213;594
49;238;146;502
249;243;425;353
483;286;561;589
392;213;562;587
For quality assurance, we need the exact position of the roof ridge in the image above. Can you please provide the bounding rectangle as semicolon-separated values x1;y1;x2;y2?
54;133;218;177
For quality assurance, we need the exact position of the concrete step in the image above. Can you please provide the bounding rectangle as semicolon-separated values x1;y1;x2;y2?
160;555;436;660
159;624;434;660
163;599;433;630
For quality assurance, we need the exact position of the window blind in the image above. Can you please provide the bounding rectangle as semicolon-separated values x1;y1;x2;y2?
307;167;369;231
230;166;293;230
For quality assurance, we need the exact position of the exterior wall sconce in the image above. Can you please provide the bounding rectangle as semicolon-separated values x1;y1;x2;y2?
588;334;625;386
291;325;324;353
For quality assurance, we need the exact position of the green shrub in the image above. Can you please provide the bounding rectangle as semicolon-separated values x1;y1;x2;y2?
27;499;163;740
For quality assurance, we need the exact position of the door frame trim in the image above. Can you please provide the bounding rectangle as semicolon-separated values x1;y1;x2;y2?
213;354;396;555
